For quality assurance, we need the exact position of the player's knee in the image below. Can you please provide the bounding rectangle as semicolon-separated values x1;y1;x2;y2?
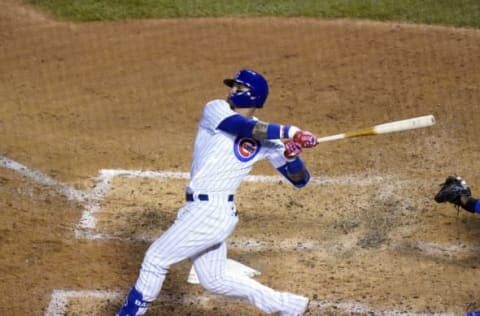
199;275;228;294
142;250;170;274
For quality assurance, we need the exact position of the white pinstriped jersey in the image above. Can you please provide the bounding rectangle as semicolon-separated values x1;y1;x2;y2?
187;99;288;194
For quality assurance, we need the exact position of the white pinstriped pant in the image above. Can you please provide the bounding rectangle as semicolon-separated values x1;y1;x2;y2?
133;195;306;314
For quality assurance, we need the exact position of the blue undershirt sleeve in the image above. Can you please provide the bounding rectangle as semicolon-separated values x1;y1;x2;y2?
217;114;256;137
276;157;310;188
217;115;287;139
463;197;480;213
266;124;281;139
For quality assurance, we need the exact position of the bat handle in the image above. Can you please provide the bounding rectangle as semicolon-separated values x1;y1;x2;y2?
317;133;345;143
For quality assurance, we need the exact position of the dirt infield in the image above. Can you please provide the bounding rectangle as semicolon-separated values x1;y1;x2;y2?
1;1;480;315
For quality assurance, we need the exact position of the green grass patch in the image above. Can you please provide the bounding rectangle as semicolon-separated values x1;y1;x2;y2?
25;0;480;28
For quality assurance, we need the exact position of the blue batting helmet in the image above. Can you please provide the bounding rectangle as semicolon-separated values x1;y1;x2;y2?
224;69;269;108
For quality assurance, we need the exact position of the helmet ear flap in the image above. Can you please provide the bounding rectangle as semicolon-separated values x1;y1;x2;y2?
224;69;268;108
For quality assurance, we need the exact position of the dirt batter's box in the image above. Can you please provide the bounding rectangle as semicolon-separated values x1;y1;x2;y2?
74;169;388;242
39;167;460;315
52;169;390;315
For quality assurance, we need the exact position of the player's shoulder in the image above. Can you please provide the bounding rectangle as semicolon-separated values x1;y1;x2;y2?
203;99;235;117
199;99;236;130
204;99;229;110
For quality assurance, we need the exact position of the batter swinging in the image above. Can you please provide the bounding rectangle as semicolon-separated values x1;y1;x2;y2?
117;69;318;316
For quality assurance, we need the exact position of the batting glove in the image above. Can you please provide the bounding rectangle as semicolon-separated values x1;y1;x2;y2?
293;130;318;148
284;140;303;160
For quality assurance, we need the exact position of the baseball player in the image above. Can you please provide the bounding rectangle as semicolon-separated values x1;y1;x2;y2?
117;69;317;316
434;176;480;316
434;176;480;214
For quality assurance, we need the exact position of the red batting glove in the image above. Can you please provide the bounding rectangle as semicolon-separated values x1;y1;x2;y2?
284;140;303;160
293;130;318;148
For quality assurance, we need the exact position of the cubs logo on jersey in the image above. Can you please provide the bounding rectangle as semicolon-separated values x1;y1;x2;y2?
234;137;261;162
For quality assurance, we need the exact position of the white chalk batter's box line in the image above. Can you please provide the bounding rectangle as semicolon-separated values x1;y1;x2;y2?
45;289;458;316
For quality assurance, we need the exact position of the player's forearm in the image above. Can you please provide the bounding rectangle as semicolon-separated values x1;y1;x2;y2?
252;121;299;140
460;196;480;213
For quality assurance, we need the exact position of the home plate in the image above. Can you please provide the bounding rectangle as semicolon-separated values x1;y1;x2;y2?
187;259;261;284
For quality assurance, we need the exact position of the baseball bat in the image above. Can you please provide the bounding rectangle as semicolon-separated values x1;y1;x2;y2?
317;114;436;143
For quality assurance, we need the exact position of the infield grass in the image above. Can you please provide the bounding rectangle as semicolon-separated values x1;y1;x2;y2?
24;0;480;28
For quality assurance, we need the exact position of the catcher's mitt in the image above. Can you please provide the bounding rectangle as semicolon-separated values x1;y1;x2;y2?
434;176;471;206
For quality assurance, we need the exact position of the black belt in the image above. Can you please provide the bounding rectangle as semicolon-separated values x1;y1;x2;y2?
186;193;234;202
